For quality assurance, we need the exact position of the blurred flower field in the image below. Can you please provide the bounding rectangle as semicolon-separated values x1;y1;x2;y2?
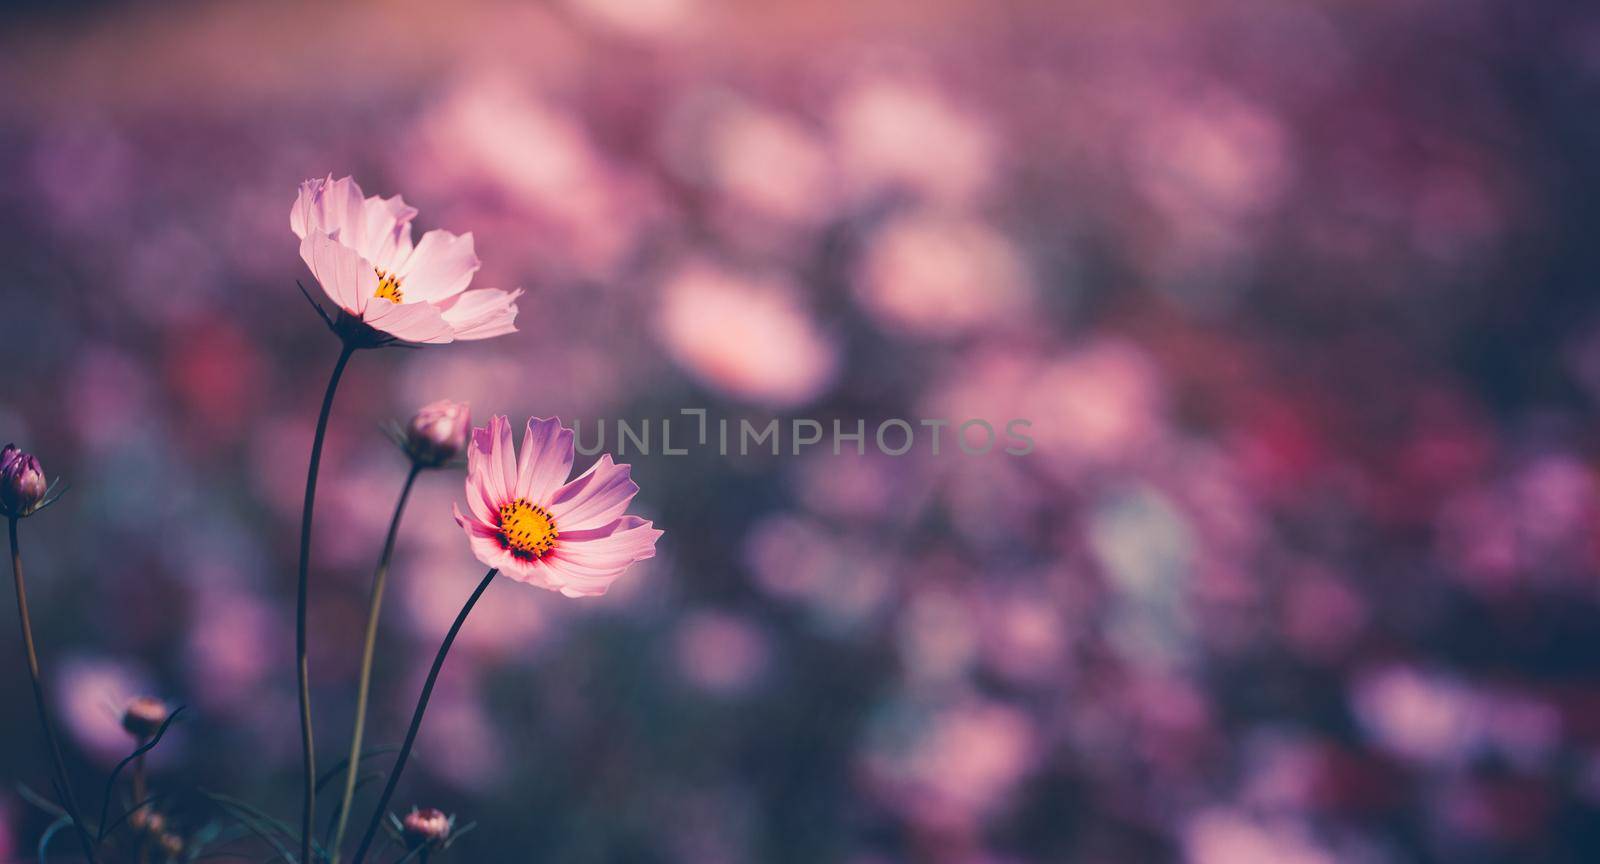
3;0;1600;861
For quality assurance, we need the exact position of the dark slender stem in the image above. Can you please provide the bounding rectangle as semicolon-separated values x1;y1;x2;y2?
132;751;148;806
350;569;497;864
298;342;357;864
9;518;100;863
329;463;422;863
133;750;149;864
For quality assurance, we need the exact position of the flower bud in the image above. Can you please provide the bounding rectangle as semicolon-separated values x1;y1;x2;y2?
122;696;169;739
404;401;470;468
156;831;184;859
402;807;453;848
0;444;48;518
127;808;166;836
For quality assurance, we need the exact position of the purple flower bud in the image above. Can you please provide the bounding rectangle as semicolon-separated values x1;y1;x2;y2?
0;444;48;518
402;807;453;848
405;400;470;467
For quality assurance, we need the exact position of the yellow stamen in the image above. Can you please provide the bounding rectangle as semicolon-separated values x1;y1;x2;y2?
374;268;404;303
498;498;558;559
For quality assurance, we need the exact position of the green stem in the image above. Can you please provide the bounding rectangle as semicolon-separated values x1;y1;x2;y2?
9;518;100;864
350;569;498;864
329;463;422;863
297;342;356;863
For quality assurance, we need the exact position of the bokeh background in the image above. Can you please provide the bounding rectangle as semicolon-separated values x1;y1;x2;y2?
2;0;1600;861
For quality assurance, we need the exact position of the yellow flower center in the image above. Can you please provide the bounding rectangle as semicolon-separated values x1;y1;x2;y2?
374;268;404;303
498;498;558;559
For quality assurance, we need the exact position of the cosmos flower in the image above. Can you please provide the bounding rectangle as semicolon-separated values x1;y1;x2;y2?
290;175;522;344
453;416;660;597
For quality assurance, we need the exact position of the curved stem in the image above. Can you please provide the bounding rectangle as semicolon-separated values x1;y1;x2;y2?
9;518;100;864
329;463;422;863
298;342;356;863
350;569;497;864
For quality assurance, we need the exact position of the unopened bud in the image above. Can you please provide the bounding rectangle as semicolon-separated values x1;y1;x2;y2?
128;808;166;836
156;830;184;859
404;401;470;467
0;445;47;517
122;696;169;739
402;807;453;848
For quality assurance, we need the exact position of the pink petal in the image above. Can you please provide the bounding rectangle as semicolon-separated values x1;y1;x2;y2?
362;298;454;344
496;557;565;592
299;232;375;315
469;426;497;501
290;175;365;244
476;416;517;506
517;417;574;505
291;176;421;272
452;502;495;536
454;503;519;573
437;288;523;340
463;469;498;525
557;516;661;566
548;455;639;531
539;556;631;598
394;229;480;302
358;194;418;272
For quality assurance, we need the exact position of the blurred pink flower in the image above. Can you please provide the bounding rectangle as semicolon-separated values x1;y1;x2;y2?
656;260;838;407
1281;567;1368;661
977;588;1067;686
55;656;160;764
1183;809;1335;864
408;78;648;277
401;544;547;657
864;699;1036;831
410;680;504;790
927;341;1167;480
185;588;281;714
744;514;895;628
291;174;523;343
855;211;1032;339
675;610;769;695
699;99;834;227
1130;88;1290;223
454;415;661;597
833;78;996;206
1351;666;1480;766
792;448;921;525
565;0;697;38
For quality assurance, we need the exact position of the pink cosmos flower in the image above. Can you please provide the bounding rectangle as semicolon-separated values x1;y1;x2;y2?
453;416;660;597
291;175;522;344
